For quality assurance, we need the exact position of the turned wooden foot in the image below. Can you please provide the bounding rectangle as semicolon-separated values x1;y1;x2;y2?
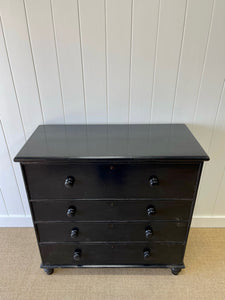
44;268;54;275
171;267;181;275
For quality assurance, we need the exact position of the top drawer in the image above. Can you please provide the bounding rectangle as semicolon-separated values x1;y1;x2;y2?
24;162;200;200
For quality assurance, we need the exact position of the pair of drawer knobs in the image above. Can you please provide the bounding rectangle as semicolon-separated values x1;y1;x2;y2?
70;226;153;239
73;249;151;262
64;176;159;188
66;206;156;218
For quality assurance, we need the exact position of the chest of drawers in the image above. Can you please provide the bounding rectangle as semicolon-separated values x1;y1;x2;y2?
14;124;209;275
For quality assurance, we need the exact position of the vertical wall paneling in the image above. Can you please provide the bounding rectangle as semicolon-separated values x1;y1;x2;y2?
215;170;225;215
0;189;7;216
150;0;187;123
129;0;159;123
0;18;30;215
51;0;86;123
196;81;225;216
0;0;43;139
172;0;214;123
191;0;225;216
78;0;107;123
0;123;24;215
106;0;132;123
211;82;225;215
24;0;65;123
0;0;225;225
191;0;225;151
0;18;26;158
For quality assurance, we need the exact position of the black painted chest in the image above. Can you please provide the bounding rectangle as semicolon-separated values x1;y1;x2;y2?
14;124;209;275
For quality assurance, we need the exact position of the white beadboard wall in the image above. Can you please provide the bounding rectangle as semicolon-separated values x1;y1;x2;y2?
0;0;225;227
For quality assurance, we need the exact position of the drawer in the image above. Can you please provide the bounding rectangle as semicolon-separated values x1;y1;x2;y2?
37;221;188;243
40;243;185;266
32;199;192;222
24;162;199;199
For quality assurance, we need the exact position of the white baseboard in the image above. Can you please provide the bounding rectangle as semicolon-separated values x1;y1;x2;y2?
0;215;33;227
0;215;225;227
191;216;225;227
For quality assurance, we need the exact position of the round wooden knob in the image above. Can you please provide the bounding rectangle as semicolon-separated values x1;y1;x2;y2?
67;206;76;218
149;176;159;186
71;228;79;238
145;226;153;238
147;205;156;216
65;176;75;188
73;249;81;261
143;249;151;260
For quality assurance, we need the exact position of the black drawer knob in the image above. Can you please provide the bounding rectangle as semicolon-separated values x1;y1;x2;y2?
147;205;156;216
67;206;76;218
73;249;81;262
145;226;153;238
71;228;79;238
143;249;151;260
149;176;159;186
65;176;75;188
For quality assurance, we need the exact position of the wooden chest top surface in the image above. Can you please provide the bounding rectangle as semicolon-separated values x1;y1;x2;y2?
14;124;209;162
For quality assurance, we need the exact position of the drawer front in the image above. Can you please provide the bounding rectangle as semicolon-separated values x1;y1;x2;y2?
24;163;199;199
37;221;188;243
32;200;192;222
40;243;185;266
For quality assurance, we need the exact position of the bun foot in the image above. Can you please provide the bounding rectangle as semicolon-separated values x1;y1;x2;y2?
44;268;54;275
171;267;181;275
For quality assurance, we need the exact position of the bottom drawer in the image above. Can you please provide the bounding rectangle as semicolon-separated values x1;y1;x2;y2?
40;243;185;266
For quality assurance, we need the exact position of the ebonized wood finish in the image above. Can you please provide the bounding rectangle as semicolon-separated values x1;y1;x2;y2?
14;124;209;275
